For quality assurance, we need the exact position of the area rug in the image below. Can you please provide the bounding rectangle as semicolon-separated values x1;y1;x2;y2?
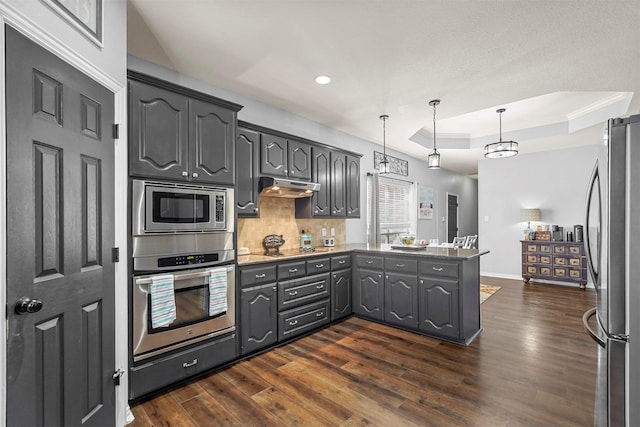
480;284;501;304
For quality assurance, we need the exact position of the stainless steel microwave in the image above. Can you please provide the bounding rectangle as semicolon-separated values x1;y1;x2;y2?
132;179;233;234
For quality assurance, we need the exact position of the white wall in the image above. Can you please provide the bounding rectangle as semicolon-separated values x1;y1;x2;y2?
127;56;479;246
478;145;598;283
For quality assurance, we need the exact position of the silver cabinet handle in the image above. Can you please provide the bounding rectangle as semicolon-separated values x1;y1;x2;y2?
338;260;346;264
288;268;298;273
396;263;405;268
315;264;324;268
378;274;382;278
315;210;319;213
366;260;373;264
316;312;324;317
433;267;444;272
316;284;324;289
181;171;188;177
348;210;351;214
420;280;424;284
192;172;199;178
289;320;298;326
254;208;259;212
289;290;298;296
255;273;266;278
182;359;198;368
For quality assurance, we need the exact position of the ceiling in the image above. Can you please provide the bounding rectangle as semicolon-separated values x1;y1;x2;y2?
127;0;640;175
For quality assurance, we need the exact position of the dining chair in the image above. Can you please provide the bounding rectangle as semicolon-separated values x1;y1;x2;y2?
463;234;478;249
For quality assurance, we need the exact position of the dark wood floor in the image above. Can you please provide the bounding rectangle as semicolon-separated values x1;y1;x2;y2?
129;276;597;426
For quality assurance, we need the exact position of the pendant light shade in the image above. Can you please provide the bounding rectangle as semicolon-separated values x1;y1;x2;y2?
428;99;441;169
379;114;390;174
484;108;519;159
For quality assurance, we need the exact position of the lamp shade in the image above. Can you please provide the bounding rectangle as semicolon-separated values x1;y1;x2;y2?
520;208;541;222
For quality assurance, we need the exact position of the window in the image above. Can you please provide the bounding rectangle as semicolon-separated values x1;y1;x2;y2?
367;175;416;244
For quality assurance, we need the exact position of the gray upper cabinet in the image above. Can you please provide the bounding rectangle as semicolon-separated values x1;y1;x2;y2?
346;154;361;218
128;72;242;185
236;127;260;217
260;133;311;180
296;146;331;217
330;152;346;217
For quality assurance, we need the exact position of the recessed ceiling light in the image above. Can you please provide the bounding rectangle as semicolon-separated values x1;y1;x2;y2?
315;75;331;85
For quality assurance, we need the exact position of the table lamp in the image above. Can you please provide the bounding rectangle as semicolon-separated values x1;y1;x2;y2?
520;208;541;238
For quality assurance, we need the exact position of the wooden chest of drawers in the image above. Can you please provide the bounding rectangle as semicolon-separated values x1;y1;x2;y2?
521;241;587;289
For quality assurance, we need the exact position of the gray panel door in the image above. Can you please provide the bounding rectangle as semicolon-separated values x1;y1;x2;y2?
346;154;360;218
5;26;115;426
447;193;459;243
330;153;346;216
236;127;260;217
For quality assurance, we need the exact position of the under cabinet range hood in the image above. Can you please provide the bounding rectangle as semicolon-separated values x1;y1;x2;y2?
258;176;320;198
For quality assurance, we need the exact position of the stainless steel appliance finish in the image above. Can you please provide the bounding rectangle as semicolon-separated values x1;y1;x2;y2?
131;265;235;361
258;176;320;198
132;179;234;234
582;114;639;426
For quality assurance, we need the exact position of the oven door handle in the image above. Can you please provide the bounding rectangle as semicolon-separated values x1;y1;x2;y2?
135;265;234;287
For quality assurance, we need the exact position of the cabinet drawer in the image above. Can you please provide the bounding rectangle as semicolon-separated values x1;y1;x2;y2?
278;299;330;341
385;256;418;274
539;245;552;253
527;265;538;274
540;266;552;275
355;254;384;270
553;245;567;254
278;273;330;310
527;255;539;263
240;265;277;287
419;260;458;278
307;257;330;275
554;257;567;266
569;269;584;279
568;257;583;267
540;255;551;264
526;244;538;252
331;255;351;270
278;261;306;280
554;267;567;277
568;245;582;255
129;333;237;400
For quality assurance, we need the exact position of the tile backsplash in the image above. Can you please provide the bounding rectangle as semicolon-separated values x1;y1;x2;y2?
237;197;346;253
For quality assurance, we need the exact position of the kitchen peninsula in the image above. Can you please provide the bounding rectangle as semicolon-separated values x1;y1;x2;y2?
238;244;489;357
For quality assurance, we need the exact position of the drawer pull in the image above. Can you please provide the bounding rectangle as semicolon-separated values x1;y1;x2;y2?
289;320;298;326
182;359;198;368
316;284;324;289
289;291;298;296
338;260;346;264
366;260;374;264
255;273;266;278
396;263;405;268
315;263;324;268
288;268;298;273
316;312;324;317
432;267;444;272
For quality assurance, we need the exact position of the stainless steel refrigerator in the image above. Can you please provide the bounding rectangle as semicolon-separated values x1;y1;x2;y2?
583;114;639;426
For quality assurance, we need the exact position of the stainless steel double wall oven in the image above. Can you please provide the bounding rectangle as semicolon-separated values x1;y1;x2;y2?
131;179;236;361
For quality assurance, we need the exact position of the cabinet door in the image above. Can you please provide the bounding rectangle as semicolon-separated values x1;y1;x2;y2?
129;79;188;180
311;146;331;216
353;268;384;320
346;154;360;218
287;139;312;180
260;133;287;177
418;277;459;339
385;272;418;328
236;127;259;217
240;283;278;355
330;152;346;217
188;98;235;185
332;269;352;321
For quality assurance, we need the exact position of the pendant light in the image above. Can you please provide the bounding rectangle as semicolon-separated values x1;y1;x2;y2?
379;114;390;174
484;108;519;159
428;99;441;169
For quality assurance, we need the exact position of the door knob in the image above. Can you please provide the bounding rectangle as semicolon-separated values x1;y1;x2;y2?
14;297;43;315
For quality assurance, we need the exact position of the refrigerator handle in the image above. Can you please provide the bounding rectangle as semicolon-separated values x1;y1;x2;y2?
582;307;605;348
583;161;601;284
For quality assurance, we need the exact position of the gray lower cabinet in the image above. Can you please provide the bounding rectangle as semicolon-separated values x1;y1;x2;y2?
240;283;278;355
385;272;418;328
129;332;237;400
278;299;330;342
277;273;330;341
418;276;459;339
353;254;385;320
331;268;352;321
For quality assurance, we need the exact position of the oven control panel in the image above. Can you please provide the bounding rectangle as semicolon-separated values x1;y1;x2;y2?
157;253;219;268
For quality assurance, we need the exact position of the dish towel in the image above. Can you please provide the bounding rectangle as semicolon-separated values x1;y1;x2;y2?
149;274;176;328
208;267;228;316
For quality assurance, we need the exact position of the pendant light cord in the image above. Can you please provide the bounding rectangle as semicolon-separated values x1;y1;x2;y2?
433;102;437;150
